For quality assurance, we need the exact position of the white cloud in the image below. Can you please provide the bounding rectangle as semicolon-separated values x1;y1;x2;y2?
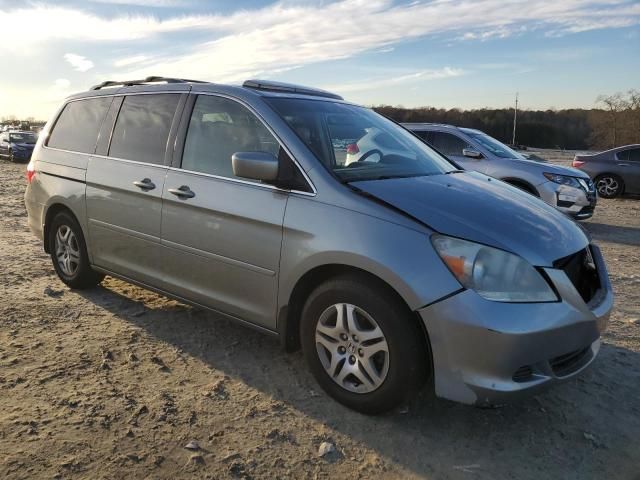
324;67;466;94
53;78;71;89
114;55;151;67
64;53;94;72
0;0;638;117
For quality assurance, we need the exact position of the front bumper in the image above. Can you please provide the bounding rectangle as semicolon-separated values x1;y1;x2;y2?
419;244;613;406
538;181;596;220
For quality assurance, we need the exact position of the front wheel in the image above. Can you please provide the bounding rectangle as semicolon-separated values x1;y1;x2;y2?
595;174;624;198
300;274;429;414
48;211;104;289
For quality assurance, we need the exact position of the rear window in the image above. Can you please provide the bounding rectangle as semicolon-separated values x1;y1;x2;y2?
109;94;180;165
47;97;112;153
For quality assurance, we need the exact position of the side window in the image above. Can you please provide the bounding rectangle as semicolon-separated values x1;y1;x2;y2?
415;131;432;143
616;150;629;161
430;132;469;156
109;94;180;165
181;95;280;179
47;97;112;153
626;149;640;162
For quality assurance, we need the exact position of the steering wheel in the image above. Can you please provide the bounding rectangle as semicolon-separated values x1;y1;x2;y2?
355;148;383;164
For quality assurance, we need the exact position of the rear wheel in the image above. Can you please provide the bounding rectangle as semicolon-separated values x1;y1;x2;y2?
300;274;428;414
595;174;623;198
48;211;104;289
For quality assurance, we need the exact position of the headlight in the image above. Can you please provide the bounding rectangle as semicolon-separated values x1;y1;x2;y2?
543;172;581;188
431;234;557;302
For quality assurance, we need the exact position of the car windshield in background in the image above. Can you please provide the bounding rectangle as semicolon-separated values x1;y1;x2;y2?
10;133;36;144
266;98;456;183
465;132;522;160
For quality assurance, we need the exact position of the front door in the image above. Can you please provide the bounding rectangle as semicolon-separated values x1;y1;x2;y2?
429;131;488;173
86;93;183;286
160;94;287;329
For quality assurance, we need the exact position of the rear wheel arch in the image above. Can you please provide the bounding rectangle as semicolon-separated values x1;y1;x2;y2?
43;204;83;254
278;264;432;362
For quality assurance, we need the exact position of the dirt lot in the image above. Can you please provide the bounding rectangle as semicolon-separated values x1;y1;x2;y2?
1;152;639;480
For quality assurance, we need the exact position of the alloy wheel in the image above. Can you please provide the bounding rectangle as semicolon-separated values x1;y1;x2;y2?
54;225;80;277
596;176;620;197
315;303;389;394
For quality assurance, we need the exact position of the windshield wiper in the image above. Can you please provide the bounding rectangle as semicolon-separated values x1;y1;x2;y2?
445;169;465;174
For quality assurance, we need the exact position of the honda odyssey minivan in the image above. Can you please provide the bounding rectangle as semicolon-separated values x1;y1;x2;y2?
25;77;612;414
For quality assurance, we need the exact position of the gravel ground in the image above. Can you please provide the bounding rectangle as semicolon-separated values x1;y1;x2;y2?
0;152;639;480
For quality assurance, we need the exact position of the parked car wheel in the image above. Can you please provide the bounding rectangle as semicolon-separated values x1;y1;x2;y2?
48;211;104;289
300;273;428;414
595;174;624;198
9;150;14;163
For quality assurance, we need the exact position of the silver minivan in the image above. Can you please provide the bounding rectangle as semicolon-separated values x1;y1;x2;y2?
25;77;612;413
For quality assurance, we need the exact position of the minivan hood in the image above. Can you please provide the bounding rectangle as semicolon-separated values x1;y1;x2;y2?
351;171;588;267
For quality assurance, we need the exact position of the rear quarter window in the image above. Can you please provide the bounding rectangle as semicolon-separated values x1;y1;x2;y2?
47;97;113;153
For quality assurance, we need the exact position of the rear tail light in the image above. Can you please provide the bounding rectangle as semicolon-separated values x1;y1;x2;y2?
346;143;359;155
572;158;585;168
26;160;36;183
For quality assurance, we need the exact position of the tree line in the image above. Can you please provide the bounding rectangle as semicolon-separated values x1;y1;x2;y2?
374;89;639;151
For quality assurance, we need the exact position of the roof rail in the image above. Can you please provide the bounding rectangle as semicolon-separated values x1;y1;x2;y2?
243;79;343;100
90;76;208;91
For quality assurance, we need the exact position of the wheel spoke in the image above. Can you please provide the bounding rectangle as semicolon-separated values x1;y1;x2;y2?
357;325;385;344
345;304;359;333
316;321;340;342
357;359;381;388
315;332;338;354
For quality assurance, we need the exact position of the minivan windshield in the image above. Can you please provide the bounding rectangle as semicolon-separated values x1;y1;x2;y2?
10;132;36;144
463;131;523;160
266;98;456;182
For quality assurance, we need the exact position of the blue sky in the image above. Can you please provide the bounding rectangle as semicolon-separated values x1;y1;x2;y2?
1;0;638;119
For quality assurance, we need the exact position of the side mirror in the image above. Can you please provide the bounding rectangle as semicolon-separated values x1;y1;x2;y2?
232;151;279;182
463;148;483;159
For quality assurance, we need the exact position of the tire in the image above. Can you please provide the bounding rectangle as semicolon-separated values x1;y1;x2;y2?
595;174;624;199
9;150;14;163
48;211;104;289
300;273;429;414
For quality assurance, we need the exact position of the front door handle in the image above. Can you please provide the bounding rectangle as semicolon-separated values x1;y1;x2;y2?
168;185;195;199
617;163;631;167
133;178;156;190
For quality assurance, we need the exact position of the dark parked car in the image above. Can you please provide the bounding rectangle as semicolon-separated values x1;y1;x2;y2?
0;131;37;162
573;145;640;198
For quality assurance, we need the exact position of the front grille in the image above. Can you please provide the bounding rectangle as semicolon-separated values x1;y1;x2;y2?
554;247;600;303
550;347;592;377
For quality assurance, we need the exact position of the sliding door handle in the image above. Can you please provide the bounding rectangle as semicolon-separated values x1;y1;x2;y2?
168;185;195;199
133;178;156;190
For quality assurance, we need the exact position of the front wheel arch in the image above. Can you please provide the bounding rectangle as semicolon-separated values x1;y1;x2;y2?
501;178;540;197
279;264;432;361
